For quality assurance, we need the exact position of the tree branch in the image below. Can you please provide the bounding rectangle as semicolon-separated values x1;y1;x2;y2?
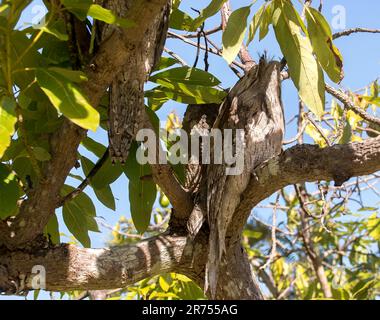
0;232;202;293
325;84;380;126
228;136;380;240
333;28;380;40
0;0;171;250
0;229;262;299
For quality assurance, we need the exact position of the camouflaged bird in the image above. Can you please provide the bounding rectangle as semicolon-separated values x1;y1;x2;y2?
99;0;171;163
205;58;285;298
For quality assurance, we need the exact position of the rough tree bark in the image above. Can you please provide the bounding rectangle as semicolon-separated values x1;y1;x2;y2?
1;0;380;300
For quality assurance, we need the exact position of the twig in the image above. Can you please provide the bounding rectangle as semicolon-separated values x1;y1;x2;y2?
57;148;109;207
325;84;380;126
163;47;188;66
283;120;308;145
333;28;380;40
221;1;256;72
167;30;245;70
260;193;280;270
304;113;333;147
166;25;222;39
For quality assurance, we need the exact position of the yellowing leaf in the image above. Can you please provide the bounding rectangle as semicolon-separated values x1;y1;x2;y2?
159;276;170;292
367;214;380;240
0;96;17;158
272;1;325;118
247;4;265;45
305;123;329;147
222;6;251;64
61;0;134;28
305;7;344;83
0;163;20;219
259;3;273;41
36;68;99;131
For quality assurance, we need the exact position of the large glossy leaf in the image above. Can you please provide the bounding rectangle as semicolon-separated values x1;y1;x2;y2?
0;96;17;158
93;186;116;211
305;7;344;83
80;156;116;211
44;213;60;245
124;143;157;234
60;0;134;28
222;6;251;64
61;185;99;248
47;67;88;83
153;57;178;72
0;163;19;218
191;0;228;30
81;136;106;157
36;68;100;131
169;8;194;31
272;0;325;118
150;67;221;87
247;4;266;45
146;83;226;105
81;155;123;189
259;3;273;41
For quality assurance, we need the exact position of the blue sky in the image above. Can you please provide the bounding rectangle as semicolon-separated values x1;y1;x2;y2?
4;0;380;299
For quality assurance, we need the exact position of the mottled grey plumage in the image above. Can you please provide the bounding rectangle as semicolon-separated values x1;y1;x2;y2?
205;59;285;297
101;0;171;163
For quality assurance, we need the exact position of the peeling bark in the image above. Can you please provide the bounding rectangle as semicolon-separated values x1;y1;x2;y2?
1;0;380;301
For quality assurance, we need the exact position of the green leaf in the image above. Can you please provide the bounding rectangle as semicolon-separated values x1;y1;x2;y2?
44;213;60;245
35;25;68;41
94;185;116;211
0;96;17;158
36;68;100;131
146;83;226;105
159;276;170;292
362;96;380;107
47;67;88;83
61;185;99;247
247;4;265;45
367;214;380;240
305;7;344;83
150;67;221;87
0;163;19;219
81;136;106;158
191;0;228;30
153;57;178;72
60;0;134;28
31;146;51;161
79;154;116;211
259;3;273;41
63;201;91;247
339;122;352;144
370;80;379;98
124;143;157;234
81;155;123;189
222;6;251;64
169;8;194;31
87;4;135;28
272;0;325;118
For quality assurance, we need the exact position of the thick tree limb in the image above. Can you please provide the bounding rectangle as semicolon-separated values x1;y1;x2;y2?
228;136;380;239
0;233;201;293
1;137;379;297
0;231;262;299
